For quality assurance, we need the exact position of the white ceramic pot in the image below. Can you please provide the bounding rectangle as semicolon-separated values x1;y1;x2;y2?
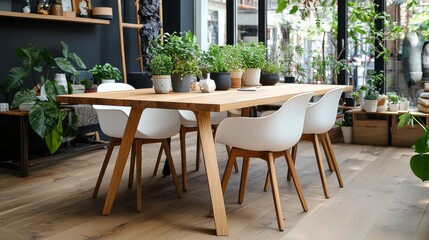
101;79;116;84
399;101;409;111
55;73;68;93
341;126;352;144
388;103;399;111
241;68;261;86
363;99;378;112
152;75;171;94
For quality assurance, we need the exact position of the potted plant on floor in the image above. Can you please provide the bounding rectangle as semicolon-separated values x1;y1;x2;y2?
0;41;86;154
149;31;202;92
336;111;353;144
260;60;280;85
239;41;267;86
149;53;173;94
88;63;122;86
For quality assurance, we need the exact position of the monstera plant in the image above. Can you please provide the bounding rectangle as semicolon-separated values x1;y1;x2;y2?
0;41;86;154
398;113;429;181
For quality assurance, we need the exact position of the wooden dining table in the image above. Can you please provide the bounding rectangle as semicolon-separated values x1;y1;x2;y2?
57;83;352;236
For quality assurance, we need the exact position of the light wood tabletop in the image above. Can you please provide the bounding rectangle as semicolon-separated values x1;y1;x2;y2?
57;83;352;236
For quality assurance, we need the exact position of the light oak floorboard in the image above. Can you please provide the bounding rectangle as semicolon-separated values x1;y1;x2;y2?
0;134;428;240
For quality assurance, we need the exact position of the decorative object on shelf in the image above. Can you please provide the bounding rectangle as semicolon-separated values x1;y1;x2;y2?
78;0;89;17
50;2;63;16
402;32;423;87
199;73;216;93
138;0;162;68
92;7;112;20
377;95;388;112
61;0;72;12
0;103;9;112
22;0;31;13
37;0;51;15
388;94;399;111
399;95;410;111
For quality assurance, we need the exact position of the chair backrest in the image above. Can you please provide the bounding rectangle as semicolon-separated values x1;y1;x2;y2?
303;87;345;134
94;83;180;139
215;92;313;152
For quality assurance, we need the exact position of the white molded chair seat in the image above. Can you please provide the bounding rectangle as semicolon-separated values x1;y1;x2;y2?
92;83;182;212
215;92;313;231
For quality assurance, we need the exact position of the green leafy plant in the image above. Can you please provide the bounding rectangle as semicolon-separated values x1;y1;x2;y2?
364;86;380;100
336;111;353;127
222;44;243;72
202;44;229;73
398;112;429;181
149;53;173;75
1;41;85;154
149;31;202;79
278;42;306;82
238;41;267;69
351;91;360;101
88;63;122;84
388;94;399;104
261;60;280;75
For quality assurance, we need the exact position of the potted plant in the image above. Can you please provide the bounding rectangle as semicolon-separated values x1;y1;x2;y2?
260;60;280;85
388;94;399;111
345;91;359;107
0;41;86;154
362;86;379;112
399;95;410;111
336;111;353;144
202;44;231;90
223;44;244;88
239;41;267;86
149;53;173;94
279;42;306;83
88;63;122;85
149;31;202;92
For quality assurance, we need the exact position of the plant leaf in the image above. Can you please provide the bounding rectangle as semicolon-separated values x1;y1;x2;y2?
45;110;67;154
68;52;86;69
11;88;38;109
413;132;429;154
55;57;77;75
410;154;429;181
398;112;412;129
29;101;59;138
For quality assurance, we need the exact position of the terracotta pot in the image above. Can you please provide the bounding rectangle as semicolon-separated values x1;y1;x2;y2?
229;70;243;88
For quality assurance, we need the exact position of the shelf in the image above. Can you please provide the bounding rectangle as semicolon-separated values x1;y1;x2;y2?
0;11;110;25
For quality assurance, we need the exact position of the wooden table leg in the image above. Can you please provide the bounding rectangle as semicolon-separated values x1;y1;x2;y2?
195;111;229;236
102;104;145;215
20;115;29;177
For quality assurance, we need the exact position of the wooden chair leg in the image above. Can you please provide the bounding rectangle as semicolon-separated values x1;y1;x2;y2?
287;144;298;181
285;150;308;212
238;157;250;204
162;139;183;198
267;152;285;231
312;134;329;198
135;140;143;212
153;143;164;176
225;145;239;173
92;139;117;198
320;134;334;172
324;132;344;187
128;143;136;189
196;131;201;171
180;127;188;192
221;148;239;194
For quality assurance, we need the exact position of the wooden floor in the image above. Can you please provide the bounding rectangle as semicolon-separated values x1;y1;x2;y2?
1;133;428;240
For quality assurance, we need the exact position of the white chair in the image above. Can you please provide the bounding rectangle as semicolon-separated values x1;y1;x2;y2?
215;92;313;231
153;110;238;191
291;87;345;199
92;83;182;212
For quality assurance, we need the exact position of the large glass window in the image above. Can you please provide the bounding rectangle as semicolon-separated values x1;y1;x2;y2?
208;0;227;46
237;0;258;43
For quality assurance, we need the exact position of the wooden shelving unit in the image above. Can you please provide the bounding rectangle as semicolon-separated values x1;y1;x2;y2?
0;10;110;25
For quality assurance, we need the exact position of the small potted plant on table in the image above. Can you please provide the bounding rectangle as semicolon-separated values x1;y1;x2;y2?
388;94;399;111
260;60;280;85
149;53;173;94
88;63;122;86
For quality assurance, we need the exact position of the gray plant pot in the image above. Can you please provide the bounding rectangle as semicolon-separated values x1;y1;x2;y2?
171;74;193;92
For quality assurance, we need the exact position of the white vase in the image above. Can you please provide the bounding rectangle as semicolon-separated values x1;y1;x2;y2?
55;73;68;94
341;126;352;144
152;75;171;94
199;73;216;93
399;101;409;111
363;99;378;112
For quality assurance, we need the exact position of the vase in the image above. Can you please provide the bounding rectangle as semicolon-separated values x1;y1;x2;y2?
152;75;171;94
388;103;399;111
363;99;377;112
55;73;68;94
171;74;193;92
399;101;409;111
210;72;230;90
242;68;261;86
199;73;216;93
229;70;243;88
341;126;352;144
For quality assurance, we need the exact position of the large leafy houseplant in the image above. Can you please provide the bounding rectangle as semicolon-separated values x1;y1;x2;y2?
88;63;122;85
279;42;306;83
398;113;429;181
0;41;86;154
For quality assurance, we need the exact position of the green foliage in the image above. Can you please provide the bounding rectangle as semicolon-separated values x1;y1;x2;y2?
149;31;202;79
336;112;353;127
88;63;122;84
238;41;268;69
203;44;229;73
0;41;86;93
364;86;380;100
351;91;360;100
387;94;399;104
398;112;429;181
149;53;173;75
222;44;243;71
261;60;280;74
278;42;306;82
